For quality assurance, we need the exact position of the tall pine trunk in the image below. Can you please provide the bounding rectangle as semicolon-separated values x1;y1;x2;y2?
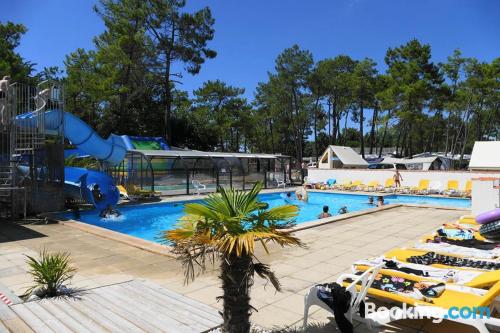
359;103;365;158
369;105;378;154
220;254;252;333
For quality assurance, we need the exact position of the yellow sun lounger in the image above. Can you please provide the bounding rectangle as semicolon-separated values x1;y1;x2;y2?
332;180;351;190
458;215;478;226
464;180;472;198
345;180;363;191
116;185;129;199
307;265;500;333
353;261;500;289
348;269;500;311
380;178;395;192
125;184;161;198
410;179;430;194
362;180;379;192
443;180;460;196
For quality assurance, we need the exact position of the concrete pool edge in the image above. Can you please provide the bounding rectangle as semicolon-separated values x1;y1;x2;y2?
58;219;177;257
54;202;470;258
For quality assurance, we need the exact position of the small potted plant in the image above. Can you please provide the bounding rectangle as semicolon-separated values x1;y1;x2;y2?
23;249;76;300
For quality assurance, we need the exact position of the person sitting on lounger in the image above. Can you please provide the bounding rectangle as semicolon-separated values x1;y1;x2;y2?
318;205;332;219
377;196;385;207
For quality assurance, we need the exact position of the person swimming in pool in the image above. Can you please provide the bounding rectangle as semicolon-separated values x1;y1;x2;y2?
295;186;308;203
99;204;121;218
368;196;374;205
318;205;332;219
338;206;348;214
377;196;385;207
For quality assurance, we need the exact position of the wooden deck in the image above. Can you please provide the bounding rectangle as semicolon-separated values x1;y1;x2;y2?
0;280;222;333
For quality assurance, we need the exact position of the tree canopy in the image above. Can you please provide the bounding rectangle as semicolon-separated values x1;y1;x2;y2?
2;4;499;167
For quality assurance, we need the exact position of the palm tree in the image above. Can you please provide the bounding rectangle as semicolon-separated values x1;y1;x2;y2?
165;182;303;333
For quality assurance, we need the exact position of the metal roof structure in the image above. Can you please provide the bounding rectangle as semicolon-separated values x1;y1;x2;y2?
129;149;287;160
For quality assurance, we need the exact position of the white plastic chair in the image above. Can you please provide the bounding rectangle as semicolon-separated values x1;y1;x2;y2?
275;174;286;188
192;179;206;195
303;264;383;330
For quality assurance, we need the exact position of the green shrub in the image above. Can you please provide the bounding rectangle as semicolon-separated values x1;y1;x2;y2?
24;249;76;298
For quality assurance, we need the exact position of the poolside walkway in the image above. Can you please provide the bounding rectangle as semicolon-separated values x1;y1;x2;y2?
0;206;466;332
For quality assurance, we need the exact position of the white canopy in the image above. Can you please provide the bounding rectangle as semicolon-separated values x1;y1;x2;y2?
469;141;500;171
319;146;368;169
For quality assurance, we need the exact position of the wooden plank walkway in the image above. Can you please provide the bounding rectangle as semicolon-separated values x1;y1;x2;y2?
0;280;222;333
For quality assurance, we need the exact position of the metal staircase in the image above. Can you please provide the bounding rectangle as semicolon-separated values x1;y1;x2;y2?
0;80;65;220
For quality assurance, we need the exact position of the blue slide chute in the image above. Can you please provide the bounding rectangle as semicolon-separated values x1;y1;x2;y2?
64;167;120;211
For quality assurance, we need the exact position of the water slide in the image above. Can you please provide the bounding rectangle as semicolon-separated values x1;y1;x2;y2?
16;109;126;210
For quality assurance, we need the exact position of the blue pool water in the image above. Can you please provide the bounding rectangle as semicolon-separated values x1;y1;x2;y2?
62;192;470;243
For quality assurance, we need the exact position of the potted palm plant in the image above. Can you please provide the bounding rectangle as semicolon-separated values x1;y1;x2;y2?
165;182;303;333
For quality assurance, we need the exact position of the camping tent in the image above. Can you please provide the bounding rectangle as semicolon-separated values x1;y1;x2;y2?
318;146;369;169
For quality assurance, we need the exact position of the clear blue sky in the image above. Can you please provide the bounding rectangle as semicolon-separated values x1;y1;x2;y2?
4;0;499;102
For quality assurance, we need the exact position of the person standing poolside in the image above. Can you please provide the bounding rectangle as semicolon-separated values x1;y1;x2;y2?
318;205;332;219
394;169;403;187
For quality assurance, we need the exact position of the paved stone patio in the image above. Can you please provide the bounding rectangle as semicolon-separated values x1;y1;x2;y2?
0;206;466;332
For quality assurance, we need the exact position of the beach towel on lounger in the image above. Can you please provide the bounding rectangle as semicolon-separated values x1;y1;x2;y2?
414;242;500;259
353;257;482;285
407;252;500;270
430;236;499;250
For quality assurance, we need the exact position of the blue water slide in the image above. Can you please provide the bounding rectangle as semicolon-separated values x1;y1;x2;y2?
16;109;125;209
64;166;120;210
17;109;127;166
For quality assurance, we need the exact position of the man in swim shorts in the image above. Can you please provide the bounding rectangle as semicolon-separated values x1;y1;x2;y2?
393;170;403;187
318;205;332;219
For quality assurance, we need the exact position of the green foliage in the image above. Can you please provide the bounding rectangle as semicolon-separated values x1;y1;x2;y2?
24;249;76;298
165;182;303;332
4;5;498;166
64;155;100;169
0;21;35;83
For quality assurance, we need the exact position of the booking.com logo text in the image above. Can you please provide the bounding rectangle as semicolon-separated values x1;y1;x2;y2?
365;302;491;323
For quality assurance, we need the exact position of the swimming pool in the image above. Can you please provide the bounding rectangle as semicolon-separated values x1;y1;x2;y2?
62;192;470;244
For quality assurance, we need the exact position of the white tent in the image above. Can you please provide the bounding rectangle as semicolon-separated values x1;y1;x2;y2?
380;156;451;171
318;146;369;169
469;141;500;171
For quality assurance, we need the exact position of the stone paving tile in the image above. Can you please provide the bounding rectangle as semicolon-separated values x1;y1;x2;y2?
0;206;466;331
